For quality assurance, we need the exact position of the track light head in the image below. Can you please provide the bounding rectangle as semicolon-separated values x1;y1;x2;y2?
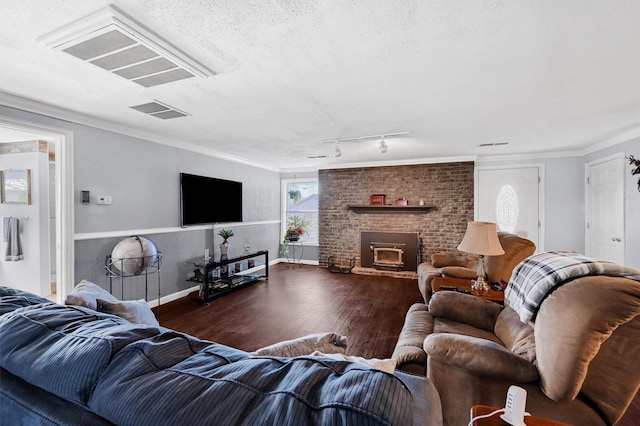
379;138;388;154
334;142;342;157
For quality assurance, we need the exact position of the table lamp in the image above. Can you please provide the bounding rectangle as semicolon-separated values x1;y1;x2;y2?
457;221;505;292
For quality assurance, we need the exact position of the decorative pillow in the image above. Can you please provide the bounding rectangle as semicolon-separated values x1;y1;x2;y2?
251;332;347;357
65;280;117;311
96;299;159;327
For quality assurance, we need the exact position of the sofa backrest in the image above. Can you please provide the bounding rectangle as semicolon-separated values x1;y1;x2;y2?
484;232;536;284
533;276;640;425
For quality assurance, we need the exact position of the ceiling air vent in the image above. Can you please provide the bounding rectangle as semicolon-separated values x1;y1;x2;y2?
478;142;510;147
130;101;189;119
38;5;214;87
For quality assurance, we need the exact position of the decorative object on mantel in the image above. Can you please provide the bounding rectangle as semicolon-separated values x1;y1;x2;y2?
395;198;408;206
370;194;386;205
627;155;640;192
218;229;234;259
457;222;505;292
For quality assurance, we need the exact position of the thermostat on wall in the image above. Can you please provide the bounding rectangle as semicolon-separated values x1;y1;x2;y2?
97;195;112;205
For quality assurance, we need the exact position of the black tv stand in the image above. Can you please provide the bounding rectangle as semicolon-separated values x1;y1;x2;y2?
187;250;268;304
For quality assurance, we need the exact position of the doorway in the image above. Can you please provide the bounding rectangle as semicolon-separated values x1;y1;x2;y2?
0;115;74;302
585;153;625;264
476;165;544;251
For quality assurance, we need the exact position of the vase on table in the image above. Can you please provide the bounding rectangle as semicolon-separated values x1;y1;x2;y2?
220;241;229;259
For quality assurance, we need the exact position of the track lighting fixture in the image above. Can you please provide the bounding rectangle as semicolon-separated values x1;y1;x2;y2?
322;131;409;158
379;138;388;154
334;142;342;157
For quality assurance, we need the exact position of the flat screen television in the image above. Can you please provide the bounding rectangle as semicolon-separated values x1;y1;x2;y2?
180;173;243;226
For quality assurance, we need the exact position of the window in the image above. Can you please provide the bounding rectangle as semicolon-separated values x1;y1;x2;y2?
282;179;318;244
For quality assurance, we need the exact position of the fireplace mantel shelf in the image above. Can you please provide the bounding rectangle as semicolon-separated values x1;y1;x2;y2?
347;204;437;213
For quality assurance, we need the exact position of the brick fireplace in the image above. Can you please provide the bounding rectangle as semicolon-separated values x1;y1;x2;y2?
318;162;474;273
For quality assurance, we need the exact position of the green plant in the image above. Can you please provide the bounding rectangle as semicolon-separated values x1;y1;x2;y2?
218;229;234;242
288;189;302;203
286;215;309;235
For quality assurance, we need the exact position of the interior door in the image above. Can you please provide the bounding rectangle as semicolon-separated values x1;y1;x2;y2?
477;166;542;251
585;155;624;264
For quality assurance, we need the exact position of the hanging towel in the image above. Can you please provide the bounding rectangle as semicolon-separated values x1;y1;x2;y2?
3;217;24;261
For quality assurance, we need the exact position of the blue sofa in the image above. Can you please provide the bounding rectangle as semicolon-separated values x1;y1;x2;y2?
0;287;442;425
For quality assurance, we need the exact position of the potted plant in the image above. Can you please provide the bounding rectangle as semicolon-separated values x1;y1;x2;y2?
285;215;309;241
288;189;302;203
218;229;234;258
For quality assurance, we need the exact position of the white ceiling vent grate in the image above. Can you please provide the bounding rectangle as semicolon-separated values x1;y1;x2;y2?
130;101;189;119
38;5;214;87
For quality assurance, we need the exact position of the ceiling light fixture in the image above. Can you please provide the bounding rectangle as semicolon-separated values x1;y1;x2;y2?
322;131;409;158
379;138;388;154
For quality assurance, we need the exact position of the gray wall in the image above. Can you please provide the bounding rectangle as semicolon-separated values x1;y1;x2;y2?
1;106;282;300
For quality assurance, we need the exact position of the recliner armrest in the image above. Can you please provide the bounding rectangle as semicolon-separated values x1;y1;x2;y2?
424;333;539;382
440;266;479;280
428;292;503;332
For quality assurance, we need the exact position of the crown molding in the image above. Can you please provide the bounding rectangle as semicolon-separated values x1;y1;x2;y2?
3;91;637;173
316;155;478;170
581;126;640;155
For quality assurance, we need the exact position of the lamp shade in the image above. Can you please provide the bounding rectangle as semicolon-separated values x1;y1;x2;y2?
457;221;505;256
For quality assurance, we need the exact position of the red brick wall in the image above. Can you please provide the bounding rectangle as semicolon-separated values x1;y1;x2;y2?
318;162;474;267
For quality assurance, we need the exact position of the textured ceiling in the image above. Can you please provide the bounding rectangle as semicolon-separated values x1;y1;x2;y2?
1;0;639;171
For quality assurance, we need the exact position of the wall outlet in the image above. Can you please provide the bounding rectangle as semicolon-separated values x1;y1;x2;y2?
96;195;112;205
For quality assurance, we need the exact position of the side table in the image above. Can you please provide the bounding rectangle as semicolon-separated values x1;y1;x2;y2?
432;276;504;304
470;405;571;425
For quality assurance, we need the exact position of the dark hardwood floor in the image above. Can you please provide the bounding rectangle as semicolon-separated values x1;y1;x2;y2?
154;263;639;426
156;263;421;358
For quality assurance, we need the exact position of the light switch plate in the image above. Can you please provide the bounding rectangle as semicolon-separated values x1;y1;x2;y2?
97;195;112;205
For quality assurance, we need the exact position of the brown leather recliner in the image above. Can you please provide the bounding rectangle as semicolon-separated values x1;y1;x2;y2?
417;232;536;303
410;271;640;426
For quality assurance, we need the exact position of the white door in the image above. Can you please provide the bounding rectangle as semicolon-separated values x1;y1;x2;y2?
477;166;542;251
585;155;624;264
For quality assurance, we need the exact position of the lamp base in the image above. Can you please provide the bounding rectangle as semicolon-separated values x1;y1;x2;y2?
472;254;490;292
472;276;490;292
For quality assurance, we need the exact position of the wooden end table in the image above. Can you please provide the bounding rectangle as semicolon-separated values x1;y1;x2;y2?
469;405;572;425
432;276;505;304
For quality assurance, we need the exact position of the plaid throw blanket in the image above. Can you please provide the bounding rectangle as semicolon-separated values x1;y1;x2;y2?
505;251;640;323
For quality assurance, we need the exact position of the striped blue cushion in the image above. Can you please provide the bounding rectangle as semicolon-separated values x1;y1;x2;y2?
0;303;160;405
0;286;51;315
90;337;413;425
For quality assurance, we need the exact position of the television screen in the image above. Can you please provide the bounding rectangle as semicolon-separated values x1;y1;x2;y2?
180;173;243;226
